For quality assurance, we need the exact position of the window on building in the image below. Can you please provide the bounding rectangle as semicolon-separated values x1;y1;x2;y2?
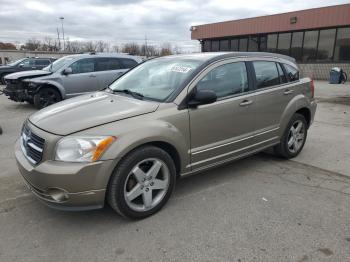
203;40;211;52
248;36;259;51
197;62;249;98
316;29;336;61
284;64;299;82
277;33;291;55
219;39;229;51
211;40;219;51
290;32;303;62
239;38;248;51
334;27;350;61
253;61;280;88
259;35;267;52
230;39;239;51
302;30;319;62
267;34;277;52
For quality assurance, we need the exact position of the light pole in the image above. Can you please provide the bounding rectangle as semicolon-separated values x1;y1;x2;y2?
59;17;65;51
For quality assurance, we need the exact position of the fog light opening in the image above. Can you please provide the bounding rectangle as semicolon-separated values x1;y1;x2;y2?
47;188;69;202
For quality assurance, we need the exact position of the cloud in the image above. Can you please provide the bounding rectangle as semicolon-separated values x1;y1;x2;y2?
0;0;349;52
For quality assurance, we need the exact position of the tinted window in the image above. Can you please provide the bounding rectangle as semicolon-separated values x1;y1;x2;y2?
230;39;239;51
203;40;211;52
239;38;248;51
211;41;219;51
334;27;350;61
259;35;267;52
35;59;50;66
267;34;277;52
277;63;287;83
121;58;138;69
219;40;229;51
303;30;318;62
284;64;299;82
277;33;291;55
248;36;259;51
95;58;113;71
317;29;336;61
290;32;303;62
253;61;280;88
197;62;248;98
70;58;95;74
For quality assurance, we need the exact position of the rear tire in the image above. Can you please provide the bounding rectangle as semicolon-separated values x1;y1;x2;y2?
107;146;176;219
33;87;61;109
274;113;308;159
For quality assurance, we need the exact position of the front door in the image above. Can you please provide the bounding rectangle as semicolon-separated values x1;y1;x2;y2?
61;58;99;97
189;60;257;171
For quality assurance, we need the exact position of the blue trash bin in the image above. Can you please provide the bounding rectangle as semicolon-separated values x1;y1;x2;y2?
329;67;342;84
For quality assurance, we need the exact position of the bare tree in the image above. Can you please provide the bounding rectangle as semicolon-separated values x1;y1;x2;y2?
160;43;172;56
122;42;141;55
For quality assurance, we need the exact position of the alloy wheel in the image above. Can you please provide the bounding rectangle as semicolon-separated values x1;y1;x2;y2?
287;120;305;153
124;158;170;212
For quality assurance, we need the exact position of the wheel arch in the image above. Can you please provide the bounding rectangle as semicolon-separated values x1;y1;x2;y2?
34;81;66;99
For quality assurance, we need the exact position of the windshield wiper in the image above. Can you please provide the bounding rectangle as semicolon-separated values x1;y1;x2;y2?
112;89;144;100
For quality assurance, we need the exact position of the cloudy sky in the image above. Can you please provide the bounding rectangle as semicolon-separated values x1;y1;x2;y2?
0;0;349;52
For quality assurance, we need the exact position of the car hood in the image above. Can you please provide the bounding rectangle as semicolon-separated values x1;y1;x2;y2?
29;92;159;136
5;70;52;80
0;65;11;70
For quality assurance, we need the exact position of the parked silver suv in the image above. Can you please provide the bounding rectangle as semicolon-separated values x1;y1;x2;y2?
15;52;317;219
4;53;142;108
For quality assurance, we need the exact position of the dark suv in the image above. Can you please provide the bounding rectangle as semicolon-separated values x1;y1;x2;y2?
0;57;55;84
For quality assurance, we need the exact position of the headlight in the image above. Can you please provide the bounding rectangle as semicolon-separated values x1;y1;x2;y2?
55;136;116;162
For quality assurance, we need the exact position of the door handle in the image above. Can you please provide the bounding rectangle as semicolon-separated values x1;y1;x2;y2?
239;99;253;106
284;89;294;95
88;74;96;78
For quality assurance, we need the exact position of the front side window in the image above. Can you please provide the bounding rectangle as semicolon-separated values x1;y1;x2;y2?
277;63;287;83
253;61;280;88
70;58;95;74
21;58;34;68
197;62;248;98
109;58;203;101
284;64;299;82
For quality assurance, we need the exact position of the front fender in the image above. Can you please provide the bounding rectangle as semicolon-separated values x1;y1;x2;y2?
26;79;66;99
79;117;190;174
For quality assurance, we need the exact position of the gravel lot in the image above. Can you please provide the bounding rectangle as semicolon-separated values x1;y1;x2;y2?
0;81;350;262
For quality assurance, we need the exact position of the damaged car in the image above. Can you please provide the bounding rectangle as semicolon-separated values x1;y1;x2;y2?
3;53;142;108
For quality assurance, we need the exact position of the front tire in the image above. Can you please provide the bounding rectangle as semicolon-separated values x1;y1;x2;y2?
107;146;176;219
274;113;308;159
0;74;6;85
33;87;61;109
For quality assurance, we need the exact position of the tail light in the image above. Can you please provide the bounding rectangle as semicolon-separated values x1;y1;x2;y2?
310;79;315;98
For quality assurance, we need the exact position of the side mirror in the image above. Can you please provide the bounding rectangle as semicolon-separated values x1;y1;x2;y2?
62;67;72;75
188;89;217;108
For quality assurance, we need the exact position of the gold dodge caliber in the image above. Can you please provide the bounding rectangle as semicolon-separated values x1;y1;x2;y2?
15;52;317;219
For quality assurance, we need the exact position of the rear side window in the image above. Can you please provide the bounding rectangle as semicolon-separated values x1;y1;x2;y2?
70;58;95;74
277;63;287;83
95;58;123;71
253;61;280;88
197;62;249;98
284;64;299;82
35;59;50;66
120;58;138;69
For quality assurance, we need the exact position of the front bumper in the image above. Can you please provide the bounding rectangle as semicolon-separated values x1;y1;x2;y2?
15;140;116;211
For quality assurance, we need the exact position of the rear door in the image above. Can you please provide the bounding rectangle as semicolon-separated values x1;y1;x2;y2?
94;58;125;88
188;60;257;170
61;58;98;97
252;60;297;145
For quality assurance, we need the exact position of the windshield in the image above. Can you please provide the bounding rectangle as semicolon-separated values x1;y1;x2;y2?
109;58;203;101
43;56;74;72
7;58;26;66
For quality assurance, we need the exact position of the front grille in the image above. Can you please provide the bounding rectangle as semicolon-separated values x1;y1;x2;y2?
20;123;45;165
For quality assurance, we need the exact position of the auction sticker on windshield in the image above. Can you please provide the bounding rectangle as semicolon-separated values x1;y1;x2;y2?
170;65;192;73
